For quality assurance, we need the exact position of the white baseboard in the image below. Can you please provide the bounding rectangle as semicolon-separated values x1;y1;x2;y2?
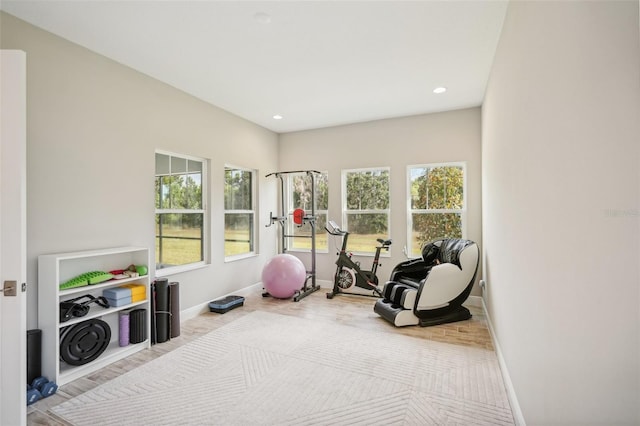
466;295;483;308
179;283;263;322
179;301;210;322
481;297;526;426
182;286;484;320
179;280;334;322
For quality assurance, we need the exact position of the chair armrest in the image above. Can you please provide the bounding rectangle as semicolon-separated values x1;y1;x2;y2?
389;258;429;281
415;263;468;310
415;243;478;310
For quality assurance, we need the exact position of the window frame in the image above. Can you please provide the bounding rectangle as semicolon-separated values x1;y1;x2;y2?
285;171;329;253
155;150;208;276
341;167;391;256
406;162;467;258
224;165;258;261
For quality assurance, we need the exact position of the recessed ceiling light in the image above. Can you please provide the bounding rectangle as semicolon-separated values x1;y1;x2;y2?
433;87;447;94
273;114;283;120
254;12;271;24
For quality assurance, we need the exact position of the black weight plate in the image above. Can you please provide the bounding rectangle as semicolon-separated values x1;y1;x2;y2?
60;318;111;366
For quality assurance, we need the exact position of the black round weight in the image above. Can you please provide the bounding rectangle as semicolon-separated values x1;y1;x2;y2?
60;318;111;366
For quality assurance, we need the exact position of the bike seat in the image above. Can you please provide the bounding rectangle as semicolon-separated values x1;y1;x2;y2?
377;238;392;246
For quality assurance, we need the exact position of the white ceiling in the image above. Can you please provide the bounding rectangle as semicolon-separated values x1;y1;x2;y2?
1;1;508;133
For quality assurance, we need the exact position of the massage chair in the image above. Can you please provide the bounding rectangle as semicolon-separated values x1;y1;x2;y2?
374;238;479;327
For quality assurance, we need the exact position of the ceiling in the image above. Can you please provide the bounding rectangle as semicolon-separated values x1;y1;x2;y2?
1;1;508;133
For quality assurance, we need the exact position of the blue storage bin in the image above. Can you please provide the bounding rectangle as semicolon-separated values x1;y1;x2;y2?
105;295;132;307
103;287;132;307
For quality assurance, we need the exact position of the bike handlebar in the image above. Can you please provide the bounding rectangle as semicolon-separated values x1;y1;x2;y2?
377;238;392;247
325;225;346;236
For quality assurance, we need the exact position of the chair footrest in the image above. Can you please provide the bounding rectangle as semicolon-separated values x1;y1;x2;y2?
373;299;419;327
382;281;417;309
418;306;472;327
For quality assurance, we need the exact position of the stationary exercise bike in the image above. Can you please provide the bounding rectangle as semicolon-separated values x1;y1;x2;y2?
325;220;391;299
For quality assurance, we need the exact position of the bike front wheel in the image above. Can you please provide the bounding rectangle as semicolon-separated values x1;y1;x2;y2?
336;267;356;289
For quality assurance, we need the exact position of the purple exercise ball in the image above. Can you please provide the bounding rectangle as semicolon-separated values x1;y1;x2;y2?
262;254;306;299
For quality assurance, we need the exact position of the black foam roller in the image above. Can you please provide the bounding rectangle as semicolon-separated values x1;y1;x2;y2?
169;282;180;338
154;278;170;343
129;308;147;344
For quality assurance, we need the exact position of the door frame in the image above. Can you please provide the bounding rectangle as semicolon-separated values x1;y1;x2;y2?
1;49;28;426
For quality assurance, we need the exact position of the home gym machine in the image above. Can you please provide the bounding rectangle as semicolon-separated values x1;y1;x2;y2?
325;220;392;299
265;170;322;302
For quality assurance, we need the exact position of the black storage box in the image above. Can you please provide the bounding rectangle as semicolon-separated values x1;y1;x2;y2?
208;295;244;314
27;329;42;384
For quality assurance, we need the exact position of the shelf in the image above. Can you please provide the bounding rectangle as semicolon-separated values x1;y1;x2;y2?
59;275;149;297
59;340;148;384
38;246;151;386
58;299;148;328
49;246;148;261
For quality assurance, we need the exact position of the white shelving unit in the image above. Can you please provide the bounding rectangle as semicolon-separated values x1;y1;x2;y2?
38;246;151;386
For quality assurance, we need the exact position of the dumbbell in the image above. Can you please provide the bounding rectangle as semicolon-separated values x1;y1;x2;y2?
26;384;42;406
27;376;58;405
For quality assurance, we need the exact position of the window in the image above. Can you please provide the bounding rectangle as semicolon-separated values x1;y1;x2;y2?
155;152;206;272
408;163;466;257
342;168;390;255
287;171;328;252
224;166;256;258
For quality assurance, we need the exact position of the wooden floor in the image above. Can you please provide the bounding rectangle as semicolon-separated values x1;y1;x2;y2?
27;286;494;426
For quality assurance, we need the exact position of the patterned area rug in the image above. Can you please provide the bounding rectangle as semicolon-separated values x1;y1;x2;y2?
52;311;514;425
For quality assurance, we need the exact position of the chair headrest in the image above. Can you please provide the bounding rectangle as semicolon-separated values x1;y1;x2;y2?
421;242;440;265
421;238;475;268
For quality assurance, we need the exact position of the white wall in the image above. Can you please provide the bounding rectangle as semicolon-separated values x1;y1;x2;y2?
279;108;482;293
482;1;640;424
0;12;280;328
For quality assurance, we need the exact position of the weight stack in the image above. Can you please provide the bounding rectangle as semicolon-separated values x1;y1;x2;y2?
154;278;170;344
169;282;180;338
129;308;147;344
27;329;42;384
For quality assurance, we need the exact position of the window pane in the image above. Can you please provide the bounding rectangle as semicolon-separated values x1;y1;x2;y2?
184;172;202;209
155;176;161;209
171;156;187;173
442;166;464;209
346;170;389;210
291;172;328;211
413;166;464;210
158;176;172;208
411;212;462;251
290;212;327;251
169;175;187;209
156;213;203;268
224;169;252;210
155;153;170;175
427;167;463;209
287;172;328;252
410;167;427;209
316;173;328;210
160;174;202;210
345;213;388;253
188;159;202;173
224;213;253;256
